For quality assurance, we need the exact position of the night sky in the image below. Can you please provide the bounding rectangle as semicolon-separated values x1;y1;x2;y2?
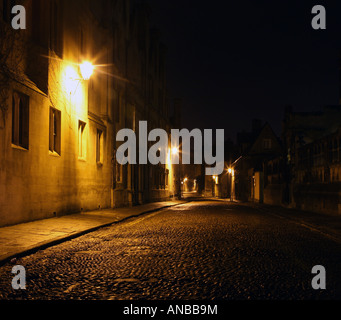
147;0;341;141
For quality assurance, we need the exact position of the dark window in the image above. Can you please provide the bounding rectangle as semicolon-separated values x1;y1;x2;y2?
49;107;61;155
263;139;272;150
115;93;121;123
96;129;103;164
50;0;63;57
2;0;15;23
12;91;29;149
116;162;122;183
78;120;86;159
165;169;169;187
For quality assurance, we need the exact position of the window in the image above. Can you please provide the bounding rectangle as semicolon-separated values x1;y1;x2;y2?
165;169;169;187
96;129;103;164
80;29;84;55
78;120;86;159
332;139;338;163
2;0;15;23
263;139;272;150
50;0;63;57
12;91;29;149
115;93;121;123
116;162;122;183
49;107;61;155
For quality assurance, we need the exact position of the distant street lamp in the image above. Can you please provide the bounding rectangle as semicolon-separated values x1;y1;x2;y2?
172;147;179;155
227;167;234;201
171;146;182;199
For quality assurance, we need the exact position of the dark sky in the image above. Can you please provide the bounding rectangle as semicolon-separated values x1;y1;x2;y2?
147;0;341;141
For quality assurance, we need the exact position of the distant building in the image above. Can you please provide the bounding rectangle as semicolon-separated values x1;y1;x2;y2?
227;106;341;214
281;105;341;214
233;120;282;203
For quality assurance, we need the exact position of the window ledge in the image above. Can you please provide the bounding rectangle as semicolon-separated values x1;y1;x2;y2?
49;151;61;157
11;144;28;151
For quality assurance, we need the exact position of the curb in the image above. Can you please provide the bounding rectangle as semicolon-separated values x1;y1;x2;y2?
0;202;187;267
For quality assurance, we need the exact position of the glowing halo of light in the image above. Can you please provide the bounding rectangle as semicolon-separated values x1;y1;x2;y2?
172;147;179;155
79;61;94;80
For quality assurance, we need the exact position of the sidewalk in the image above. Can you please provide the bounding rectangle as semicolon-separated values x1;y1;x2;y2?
0;200;186;266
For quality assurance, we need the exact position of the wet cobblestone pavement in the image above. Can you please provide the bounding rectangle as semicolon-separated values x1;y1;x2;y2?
0;201;340;300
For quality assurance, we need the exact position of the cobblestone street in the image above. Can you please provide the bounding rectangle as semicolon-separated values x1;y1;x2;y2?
0;201;341;300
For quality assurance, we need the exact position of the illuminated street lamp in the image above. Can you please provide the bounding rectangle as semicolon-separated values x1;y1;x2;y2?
79;61;94;81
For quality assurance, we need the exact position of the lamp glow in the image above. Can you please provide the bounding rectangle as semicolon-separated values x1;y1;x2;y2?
172;147;179;155
80;61;94;80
